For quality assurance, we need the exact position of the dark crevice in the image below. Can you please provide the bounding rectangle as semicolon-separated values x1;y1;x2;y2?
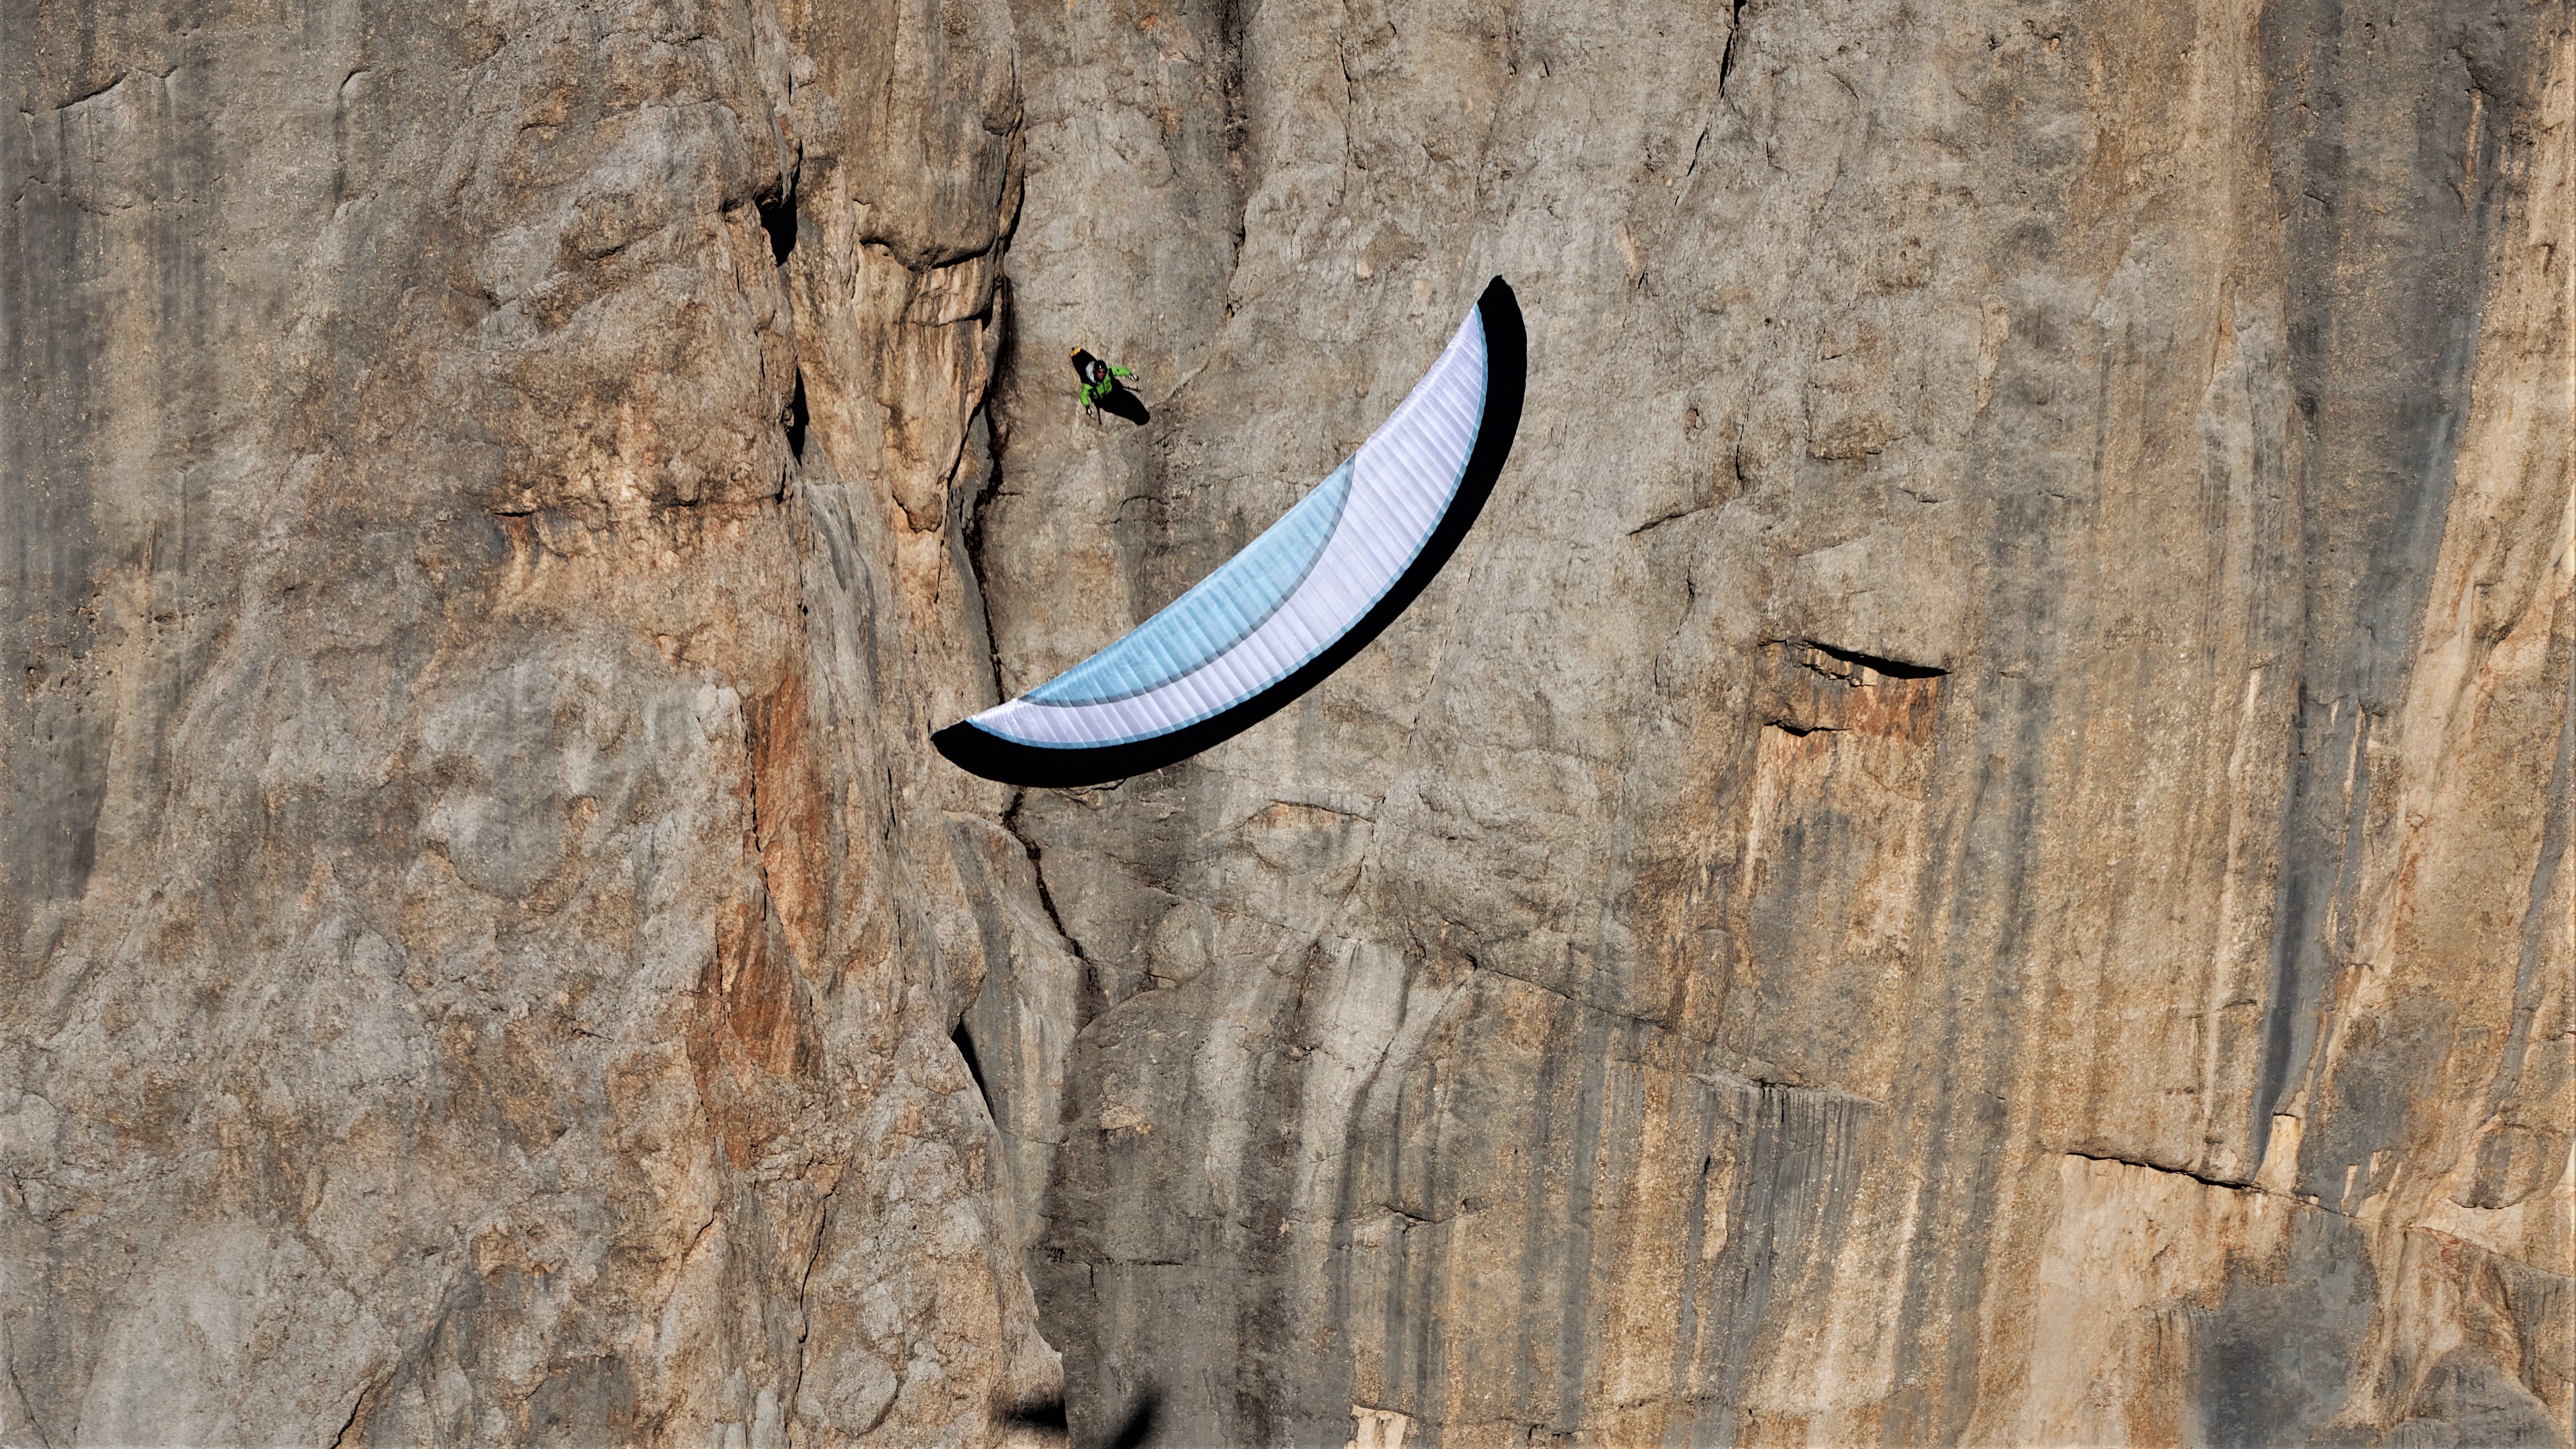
759;190;796;267
962;288;1014;707
1798;638;1949;679
1627;503;1714;537
2065;1150;2252;1195
329;1374;387;1449
1375;1194;1502;1228
2060;1148;2378;1230
1002;789;1090;964
1718;0;1748;96
784;371;809;463
963;505;1009;698
951;1019;993;1120
1767;720;1838;737
1681;125;1711;183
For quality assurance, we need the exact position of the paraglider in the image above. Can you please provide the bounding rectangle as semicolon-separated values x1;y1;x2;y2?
935;277;1526;789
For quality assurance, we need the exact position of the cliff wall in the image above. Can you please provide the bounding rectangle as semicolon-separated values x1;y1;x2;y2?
5;0;1048;1438
975;0;2571;1442
3;0;2568;1443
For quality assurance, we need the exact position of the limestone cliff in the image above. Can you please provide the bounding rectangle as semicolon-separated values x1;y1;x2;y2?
6;0;1045;1438
4;0;2568;1445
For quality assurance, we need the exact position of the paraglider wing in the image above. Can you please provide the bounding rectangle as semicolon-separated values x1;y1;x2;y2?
934;277;1527;788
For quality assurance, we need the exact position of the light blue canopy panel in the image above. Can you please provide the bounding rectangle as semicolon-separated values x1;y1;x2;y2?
1026;461;1356;708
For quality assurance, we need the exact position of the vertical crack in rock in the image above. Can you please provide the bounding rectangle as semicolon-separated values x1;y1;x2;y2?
784;370;810;464
760;187;798;269
999;788;1093;967
1718;0;1750;97
951;1018;995;1118
961;361;1014;706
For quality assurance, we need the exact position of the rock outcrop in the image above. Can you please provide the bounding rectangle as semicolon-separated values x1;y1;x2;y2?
4;0;2567;1444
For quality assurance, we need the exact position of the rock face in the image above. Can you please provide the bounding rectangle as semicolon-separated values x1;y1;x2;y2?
3;0;2568;1446
978;0;2573;1443
4;0;1048;1439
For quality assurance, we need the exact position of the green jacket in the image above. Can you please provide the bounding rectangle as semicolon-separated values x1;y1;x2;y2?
1080;363;1135;409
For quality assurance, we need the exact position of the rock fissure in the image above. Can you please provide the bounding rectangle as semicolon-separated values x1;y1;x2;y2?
2061;1149;2254;1197
327;1374;385;1448
784;371;809;463
1774;637;1950;681
1629;502;1717;537
1718;0;1748;97
1000;791;1091;966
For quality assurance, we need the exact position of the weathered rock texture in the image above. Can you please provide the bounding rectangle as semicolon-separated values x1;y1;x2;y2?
973;0;2574;1443
4;0;1051;1439
4;0;2569;1443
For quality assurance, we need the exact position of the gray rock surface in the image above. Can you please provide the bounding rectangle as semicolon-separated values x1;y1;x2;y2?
4;0;1050;1439
974;0;2572;1443
3;0;2568;1444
